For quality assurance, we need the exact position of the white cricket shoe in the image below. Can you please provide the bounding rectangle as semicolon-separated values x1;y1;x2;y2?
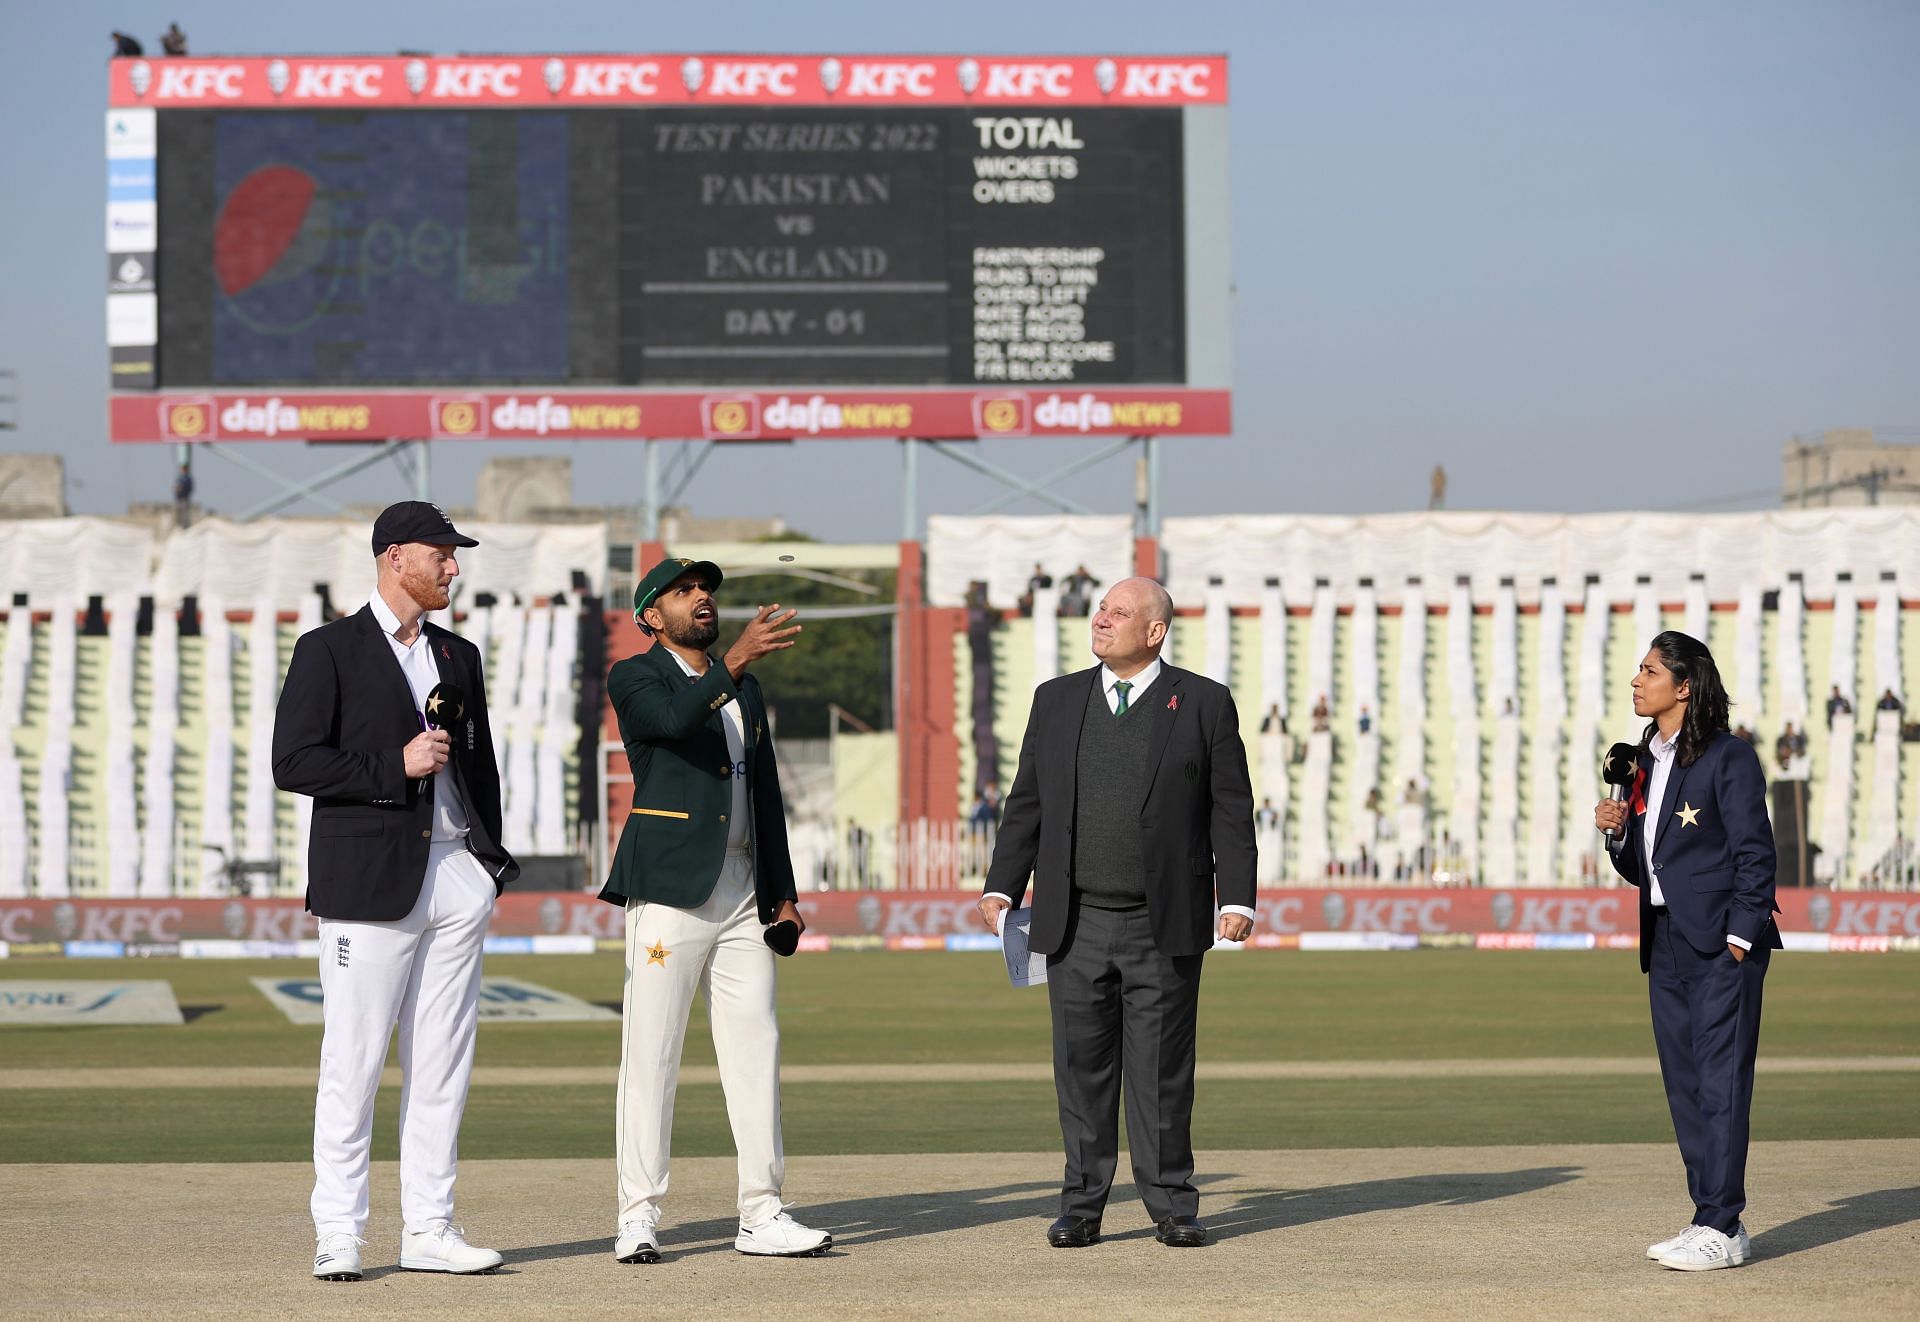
313;1231;365;1282
735;1211;832;1257
1647;1223;1704;1260
615;1219;662;1264
399;1222;503;1274
1658;1223;1750;1271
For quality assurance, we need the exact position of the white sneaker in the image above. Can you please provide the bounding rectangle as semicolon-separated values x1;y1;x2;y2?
735;1211;832;1257
399;1222;503;1274
313;1232;365;1282
1647;1223;1704;1260
1658;1224;1749;1271
615;1219;661;1264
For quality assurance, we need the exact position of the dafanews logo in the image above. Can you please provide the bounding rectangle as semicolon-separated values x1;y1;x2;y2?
160;397;217;440
488;395;642;436
1034;393;1185;433
761;395;914;435
218;396;373;438
971;393;1030;436
432;394;485;438
701;395;760;439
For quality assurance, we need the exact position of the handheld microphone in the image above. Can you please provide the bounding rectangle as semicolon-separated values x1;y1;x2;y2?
1599;742;1638;856
763;920;800;957
419;682;466;794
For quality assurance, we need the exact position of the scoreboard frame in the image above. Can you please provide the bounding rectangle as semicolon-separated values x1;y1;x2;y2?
106;53;1230;443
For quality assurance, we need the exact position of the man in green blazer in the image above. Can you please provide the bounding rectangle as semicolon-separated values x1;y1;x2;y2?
600;557;831;1265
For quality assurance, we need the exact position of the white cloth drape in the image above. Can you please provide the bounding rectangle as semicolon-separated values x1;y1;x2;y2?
1734;584;1765;718
244;598;280;865
199;596;235;895
1395;579;1428;805
1259;580;1288;721
1565;580;1611;883
1527;581;1567;885
1203;582;1232;687
35;600;77;897
104;594;141;896
1346;582;1381;862
536;603;577;855
140;599;180;896
1447;579;1480;879
1032;586;1060;684
1875;575;1903;704
1776;577;1808;726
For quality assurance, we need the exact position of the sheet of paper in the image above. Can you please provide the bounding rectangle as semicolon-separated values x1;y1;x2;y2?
999;907;1047;988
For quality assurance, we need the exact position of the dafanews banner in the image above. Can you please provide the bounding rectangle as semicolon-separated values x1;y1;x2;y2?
251;975;618;1025
0;980;184;1026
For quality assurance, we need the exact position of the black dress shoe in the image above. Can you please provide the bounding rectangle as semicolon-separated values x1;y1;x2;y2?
1047;1215;1102;1248
1156;1215;1208;1247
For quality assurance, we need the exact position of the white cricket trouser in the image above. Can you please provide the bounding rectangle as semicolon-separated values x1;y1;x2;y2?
311;840;495;1237
616;852;784;1227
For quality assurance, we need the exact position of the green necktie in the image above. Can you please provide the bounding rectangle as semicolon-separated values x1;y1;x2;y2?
1113;680;1132;716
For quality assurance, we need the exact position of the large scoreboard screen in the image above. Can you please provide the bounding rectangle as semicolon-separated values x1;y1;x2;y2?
108;54;1230;441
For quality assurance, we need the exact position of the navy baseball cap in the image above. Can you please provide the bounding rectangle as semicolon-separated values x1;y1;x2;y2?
372;501;478;555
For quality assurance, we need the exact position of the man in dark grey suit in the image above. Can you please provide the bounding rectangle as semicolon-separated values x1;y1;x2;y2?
979;577;1256;1249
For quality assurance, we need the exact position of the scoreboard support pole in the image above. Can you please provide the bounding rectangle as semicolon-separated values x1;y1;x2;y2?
190;438;433;522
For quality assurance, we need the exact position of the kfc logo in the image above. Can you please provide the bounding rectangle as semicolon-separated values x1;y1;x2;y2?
156;64;246;100
706;61;798;97
569;61;660;97
292;63;383;100
844;61;936;98
432;63;521;99
1121;62;1213;99
981;63;1073;99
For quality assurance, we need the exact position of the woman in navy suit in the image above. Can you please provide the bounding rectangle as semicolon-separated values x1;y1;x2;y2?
1595;631;1781;1271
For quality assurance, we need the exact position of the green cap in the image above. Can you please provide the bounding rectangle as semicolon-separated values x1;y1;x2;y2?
632;557;724;623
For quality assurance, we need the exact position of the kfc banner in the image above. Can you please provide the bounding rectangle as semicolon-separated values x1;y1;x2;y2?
110;55;1228;109
5;890;1918;950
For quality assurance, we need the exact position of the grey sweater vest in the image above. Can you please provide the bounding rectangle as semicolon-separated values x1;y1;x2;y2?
1072;677;1155;908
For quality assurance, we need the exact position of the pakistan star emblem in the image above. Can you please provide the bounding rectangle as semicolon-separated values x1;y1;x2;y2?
426;693;443;716
645;940;671;968
1676;802;1702;828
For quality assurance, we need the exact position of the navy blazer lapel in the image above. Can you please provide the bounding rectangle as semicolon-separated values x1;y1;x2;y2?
1651;754;1696;858
1141;666;1185;805
355;605;419;727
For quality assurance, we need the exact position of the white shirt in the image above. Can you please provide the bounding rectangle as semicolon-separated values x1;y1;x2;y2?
988;658;1255;926
1642;727;1749;950
664;647;749;854
369;590;471;844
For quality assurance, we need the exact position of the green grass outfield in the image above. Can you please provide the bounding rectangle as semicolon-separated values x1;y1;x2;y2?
3;951;1916;1162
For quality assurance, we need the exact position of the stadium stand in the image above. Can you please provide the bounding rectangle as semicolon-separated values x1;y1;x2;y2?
0;517;604;898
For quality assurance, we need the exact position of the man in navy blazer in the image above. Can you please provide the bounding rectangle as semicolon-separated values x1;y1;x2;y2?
1597;631;1781;1272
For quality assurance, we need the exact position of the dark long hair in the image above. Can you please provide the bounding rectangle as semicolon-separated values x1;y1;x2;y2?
1641;630;1730;767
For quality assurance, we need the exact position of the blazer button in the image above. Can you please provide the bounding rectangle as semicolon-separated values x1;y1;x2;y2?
718;815;727;822
421;830;431;839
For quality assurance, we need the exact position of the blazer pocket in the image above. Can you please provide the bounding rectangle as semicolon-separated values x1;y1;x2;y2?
1689;864;1735;892
315;818;380;837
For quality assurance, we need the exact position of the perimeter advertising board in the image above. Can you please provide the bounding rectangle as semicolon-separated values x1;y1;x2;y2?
107;53;1231;441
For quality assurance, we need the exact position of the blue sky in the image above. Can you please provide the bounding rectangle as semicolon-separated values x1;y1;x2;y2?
2;0;1916;535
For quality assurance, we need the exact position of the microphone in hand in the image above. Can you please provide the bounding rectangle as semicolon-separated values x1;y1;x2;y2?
1599;741;1638;855
418;682;466;793
764;920;800;957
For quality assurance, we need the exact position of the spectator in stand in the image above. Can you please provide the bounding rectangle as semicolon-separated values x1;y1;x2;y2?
160;22;187;55
1255;797;1279;831
970;780;1003;831
111;30;143;56
1775;721;1806;774
1877;688;1904;714
1357;705;1373;736
1260;703;1284;735
1060;565;1098;617
1826;685;1853;727
1732;723;1755;747
1017;563;1052;617
1311;694;1330;733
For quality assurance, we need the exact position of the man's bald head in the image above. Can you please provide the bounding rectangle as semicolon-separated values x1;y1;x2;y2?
1091;577;1175;676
